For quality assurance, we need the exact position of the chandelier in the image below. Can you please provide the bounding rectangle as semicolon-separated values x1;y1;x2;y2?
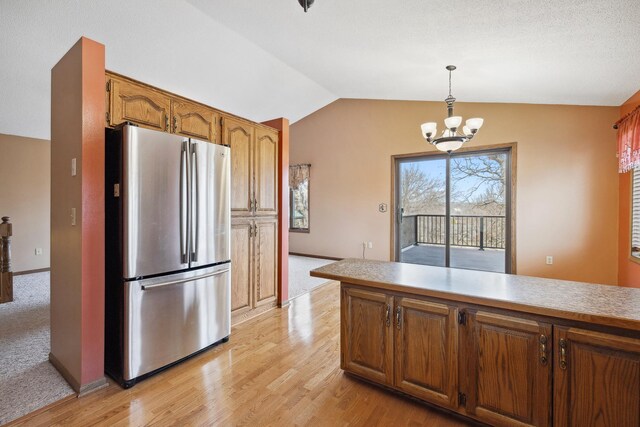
421;65;484;153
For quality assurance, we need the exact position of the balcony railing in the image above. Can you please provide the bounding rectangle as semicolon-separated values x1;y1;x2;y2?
400;214;506;250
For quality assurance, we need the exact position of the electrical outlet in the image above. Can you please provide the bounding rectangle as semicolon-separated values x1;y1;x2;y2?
546;256;553;265
367;242;373;249
35;248;43;255
71;158;77;176
71;207;76;226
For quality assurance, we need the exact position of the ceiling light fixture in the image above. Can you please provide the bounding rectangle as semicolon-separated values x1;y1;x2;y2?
421;65;484;153
298;0;314;12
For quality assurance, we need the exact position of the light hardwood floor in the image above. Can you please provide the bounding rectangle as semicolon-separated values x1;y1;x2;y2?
11;281;471;426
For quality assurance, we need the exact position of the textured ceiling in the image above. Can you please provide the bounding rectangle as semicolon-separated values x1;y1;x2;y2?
0;0;336;140
1;0;639;140
190;0;640;105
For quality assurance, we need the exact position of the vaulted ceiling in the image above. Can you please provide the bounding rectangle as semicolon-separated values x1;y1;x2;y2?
1;0;639;140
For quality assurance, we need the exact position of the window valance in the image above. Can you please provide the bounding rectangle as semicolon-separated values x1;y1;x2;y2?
617;105;640;173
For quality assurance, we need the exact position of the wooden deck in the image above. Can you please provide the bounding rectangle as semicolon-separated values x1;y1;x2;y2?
11;281;470;426
400;244;505;273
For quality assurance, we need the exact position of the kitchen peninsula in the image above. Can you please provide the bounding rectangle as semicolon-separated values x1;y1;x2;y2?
311;259;640;427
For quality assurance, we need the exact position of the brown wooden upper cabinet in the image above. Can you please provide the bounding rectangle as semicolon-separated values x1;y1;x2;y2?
222;116;278;217
553;327;640;427
107;76;171;132
255;128;278;215
106;73;218;143
172;99;218;143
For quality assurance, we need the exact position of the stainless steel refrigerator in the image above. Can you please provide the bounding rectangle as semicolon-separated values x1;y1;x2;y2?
105;124;231;388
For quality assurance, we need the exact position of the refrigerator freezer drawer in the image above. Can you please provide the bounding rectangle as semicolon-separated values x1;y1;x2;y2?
123;265;231;381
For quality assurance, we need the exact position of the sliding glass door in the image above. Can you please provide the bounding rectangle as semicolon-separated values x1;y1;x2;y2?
395;149;511;273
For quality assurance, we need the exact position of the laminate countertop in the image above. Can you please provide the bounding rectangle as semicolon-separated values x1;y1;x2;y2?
310;258;640;332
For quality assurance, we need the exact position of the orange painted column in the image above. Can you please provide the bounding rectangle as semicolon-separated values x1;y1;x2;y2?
263;118;290;303
50;37;107;393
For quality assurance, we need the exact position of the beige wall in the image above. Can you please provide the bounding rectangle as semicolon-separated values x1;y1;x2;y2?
0;133;50;272
290;99;620;285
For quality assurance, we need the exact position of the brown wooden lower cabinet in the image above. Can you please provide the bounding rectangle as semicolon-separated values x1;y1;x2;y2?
341;287;459;406
464;310;552;427
231;217;278;325
340;283;640;427
341;287;394;384
553;327;640;427
395;297;459;410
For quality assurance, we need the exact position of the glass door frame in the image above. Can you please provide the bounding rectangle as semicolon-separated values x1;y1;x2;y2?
391;143;515;274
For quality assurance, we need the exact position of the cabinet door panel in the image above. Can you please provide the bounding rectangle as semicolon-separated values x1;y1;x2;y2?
465;311;551;427
255;128;278;216
553;327;640;427
109;77;170;131
341;287;394;385
395;298;458;409
172;100;217;143
224;118;253;216
254;217;277;307
230;219;252;315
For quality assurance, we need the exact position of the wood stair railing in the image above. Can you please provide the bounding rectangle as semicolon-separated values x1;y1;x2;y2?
0;216;13;303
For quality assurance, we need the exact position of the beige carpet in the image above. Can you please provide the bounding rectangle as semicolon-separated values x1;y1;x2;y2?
0;272;74;425
288;255;336;300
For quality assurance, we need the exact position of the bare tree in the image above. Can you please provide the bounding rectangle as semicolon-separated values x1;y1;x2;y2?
400;164;445;215
450;155;505;215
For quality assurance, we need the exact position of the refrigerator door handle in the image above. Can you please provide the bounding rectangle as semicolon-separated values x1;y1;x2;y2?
141;267;230;290
180;140;188;264
191;143;199;262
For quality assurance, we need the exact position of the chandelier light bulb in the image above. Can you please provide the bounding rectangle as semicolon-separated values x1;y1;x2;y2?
463;126;473;137
421;122;437;138
466;118;484;132
444;116;462;130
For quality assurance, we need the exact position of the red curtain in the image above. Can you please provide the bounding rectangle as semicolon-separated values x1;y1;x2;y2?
618;106;640;173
